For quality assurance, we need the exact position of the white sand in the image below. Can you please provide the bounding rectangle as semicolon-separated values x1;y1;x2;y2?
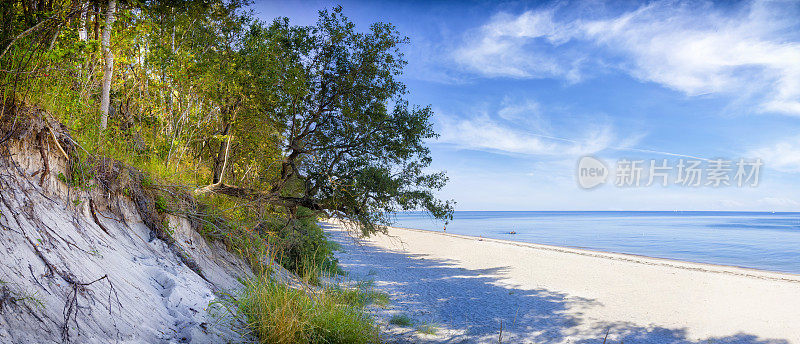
324;221;800;344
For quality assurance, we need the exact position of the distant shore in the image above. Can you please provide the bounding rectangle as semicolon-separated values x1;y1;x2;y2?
324;220;800;343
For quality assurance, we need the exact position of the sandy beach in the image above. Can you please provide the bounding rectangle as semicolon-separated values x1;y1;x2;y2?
323;221;800;344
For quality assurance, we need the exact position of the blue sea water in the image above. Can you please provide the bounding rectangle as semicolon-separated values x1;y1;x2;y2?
390;211;800;275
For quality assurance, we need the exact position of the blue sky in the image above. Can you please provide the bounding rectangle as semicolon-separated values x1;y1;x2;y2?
252;0;800;211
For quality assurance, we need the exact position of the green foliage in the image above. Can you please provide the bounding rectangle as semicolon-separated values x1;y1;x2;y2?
416;322;438;335
387;314;437;334
330;280;390;309
230;7;454;234
54;154;95;191
154;195;168;213
179;193;274;276
162;217;173;236
232;274;381;344
2;1;452;237
388;314;412;327
262;208;342;282
190;193;342;284
3;2;450;340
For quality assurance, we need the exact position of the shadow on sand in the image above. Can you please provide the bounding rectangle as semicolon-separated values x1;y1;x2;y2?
322;224;789;344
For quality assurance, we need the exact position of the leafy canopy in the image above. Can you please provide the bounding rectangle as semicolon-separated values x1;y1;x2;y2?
209;7;454;234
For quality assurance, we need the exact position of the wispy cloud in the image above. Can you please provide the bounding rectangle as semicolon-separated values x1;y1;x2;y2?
455;8;584;81
435;105;620;156
434;99;714;160
749;135;800;172
455;0;800;115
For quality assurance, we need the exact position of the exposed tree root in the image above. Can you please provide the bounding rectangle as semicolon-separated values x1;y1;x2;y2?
89;198;111;235
2;104;208;281
1;103;210;341
19;228;121;343
36;131;49;185
61;273;120;343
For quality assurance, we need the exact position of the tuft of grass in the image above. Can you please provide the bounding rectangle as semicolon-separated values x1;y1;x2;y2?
330;280;390;309
388;314;437;335
416;322;438;335
369;292;391;308
332;287;391;309
389;314;413;327
232;274;381;344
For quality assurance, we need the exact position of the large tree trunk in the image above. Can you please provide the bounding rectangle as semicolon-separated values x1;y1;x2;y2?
212;121;232;185
99;0;116;130
194;183;332;212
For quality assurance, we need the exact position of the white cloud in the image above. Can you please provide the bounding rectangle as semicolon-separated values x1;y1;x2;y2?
455;0;800;115
436;112;616;156
496;97;547;127
749;136;800;172
454;9;583;80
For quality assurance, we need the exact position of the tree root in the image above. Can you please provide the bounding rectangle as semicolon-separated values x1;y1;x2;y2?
20;233;120;343
89;198;110;235
61;273;120;343
46;125;69;161
37;131;49;185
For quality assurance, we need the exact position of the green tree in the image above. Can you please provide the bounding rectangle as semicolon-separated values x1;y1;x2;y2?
199;7;453;234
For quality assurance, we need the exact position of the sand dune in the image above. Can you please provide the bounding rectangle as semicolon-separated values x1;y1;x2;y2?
324;221;800;344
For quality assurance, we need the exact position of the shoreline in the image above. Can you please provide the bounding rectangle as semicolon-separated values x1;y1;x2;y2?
385;224;800;283
325;219;800;343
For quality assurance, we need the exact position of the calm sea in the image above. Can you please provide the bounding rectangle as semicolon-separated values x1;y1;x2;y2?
390;211;800;275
